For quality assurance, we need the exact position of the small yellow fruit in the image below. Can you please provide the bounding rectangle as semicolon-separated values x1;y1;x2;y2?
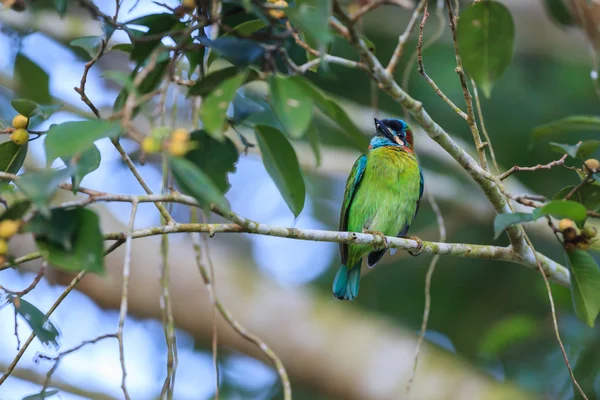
182;0;195;7
171;128;190;143
268;0;287;18
0;239;8;255
168;140;189;157
10;128;28;146
0;220;20;239
141;137;162;154
582;225;598;239
584;158;600;174
12;114;28;129
558;218;576;232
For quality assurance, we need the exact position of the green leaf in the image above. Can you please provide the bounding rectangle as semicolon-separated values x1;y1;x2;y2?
290;77;369;151
0;141;28;177
10;297;60;347
61;144;101;192
188;67;258;97
185;130;239;193
22;389;60;400
170;156;229;209
255;125;305;217
14;53;51;104
269;75;314;139
11;99;38;117
199;72;247;140
113;59;169;113
199;37;265;67
15;168;71;217
543;0;573;26
567;250;600;327
70;36;103;60
572;338;600;400
554;184;600;210
24;209;78;251
44;120;122;162
493;212;536;239
35;208;105;274
110;43;133;53
206;19;268;66
532;115;600;141
287;0;332;51
0;200;31;222
126;13;179;63
11;100;62;129
478;315;539;357
307;121;321;167
231;92;264;123
457;1;515;98
540;200;588;221
53;0;67;16
549;141;600;159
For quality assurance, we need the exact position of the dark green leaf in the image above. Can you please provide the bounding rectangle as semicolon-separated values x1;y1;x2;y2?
15;168;71;217
567;250;600;327
255;125;305;217
307;121;321;167
35;208;104;274
287;0;332;51
70;36;103;60
205;19;268;66
126;13;178;63
231;92;264;123
11;99;38;117
28;104;63;129
11;297;60;347
478;315;539;357
14;53;51;104
0;141;27;177
554;184;600;210
543;0;573;26
24;209;78;251
540;200;587;221
61;144;101;192
573;338;600;400
22;389;60;400
493;212;536;239
199;72;247;140
170;156;229;209
532;115;600;141
45;120;122;162
290;77;369;151
549;141;600;159
269;75;314;139
199;37;265;67
110;43;133;53
113;59;169;113
185;130;239;193
53;0;67;16
457;1;515;98
189;67;238;97
0;201;31;222
185;48;204;73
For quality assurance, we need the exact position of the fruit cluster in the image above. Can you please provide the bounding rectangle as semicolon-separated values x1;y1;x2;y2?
0;219;21;260
267;0;288;19
10;114;29;146
558;218;597;251
142;128;192;157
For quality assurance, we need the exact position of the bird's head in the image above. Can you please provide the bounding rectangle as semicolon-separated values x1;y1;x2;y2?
371;118;414;153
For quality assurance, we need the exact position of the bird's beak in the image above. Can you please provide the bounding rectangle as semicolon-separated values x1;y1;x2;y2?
393;136;404;146
373;118;394;140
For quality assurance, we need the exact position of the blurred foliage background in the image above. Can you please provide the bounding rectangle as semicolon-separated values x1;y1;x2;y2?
0;0;599;399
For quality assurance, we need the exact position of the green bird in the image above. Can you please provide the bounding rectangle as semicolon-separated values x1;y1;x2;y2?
333;118;424;300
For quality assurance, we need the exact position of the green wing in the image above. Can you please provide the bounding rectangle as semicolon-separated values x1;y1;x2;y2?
339;155;367;265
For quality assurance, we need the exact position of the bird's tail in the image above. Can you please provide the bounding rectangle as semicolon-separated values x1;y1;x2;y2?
332;262;361;300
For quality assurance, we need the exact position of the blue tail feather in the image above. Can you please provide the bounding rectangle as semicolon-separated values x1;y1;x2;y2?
333;263;361;300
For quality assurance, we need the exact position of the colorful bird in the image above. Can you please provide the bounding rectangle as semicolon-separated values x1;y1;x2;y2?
333;118;424;300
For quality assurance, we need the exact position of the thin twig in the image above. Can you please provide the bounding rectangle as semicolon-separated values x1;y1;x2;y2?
407;190;446;392
499;154;569;181
386;0;427;74
471;78;500;172
565;171;593;200
0;261;46;296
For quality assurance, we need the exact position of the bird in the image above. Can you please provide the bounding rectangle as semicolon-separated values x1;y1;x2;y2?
333;118;424;300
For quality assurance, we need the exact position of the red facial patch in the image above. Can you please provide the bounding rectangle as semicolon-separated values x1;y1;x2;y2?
405;128;414;149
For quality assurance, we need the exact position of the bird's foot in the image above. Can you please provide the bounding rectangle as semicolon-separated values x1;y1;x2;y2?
363;229;388;250
406;235;423;256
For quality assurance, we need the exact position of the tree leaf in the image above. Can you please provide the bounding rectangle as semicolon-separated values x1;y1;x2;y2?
543;0;573;26
61;144;101;192
290;77;369;151
307;121;321;167
532;115;600;141
493;212;536;239
0;200;31;222
0;141;28;177
24;209;78;251
70;36;103;60
44;120;121;162
126;13;179;63
478;315;539;357
53;0;67;16
10;297;60;347
113;59;169;113
170;156;229;209
11;99;38;117
188;67;258;97
15;168;71;217
199;72;247;140
231;92;265;123
554;184;600;211
287;0;332;51
457;1;515;98
567;250;600;327
572;337;600;400
35;208;105;274
539;200;588;221
14;53;51;104
199;37;265;67
185;130;239;194
255;125;305;217
11;100;62;129
269;75;314;139
549;141;600;159
206;19;268;65
22;389;60;400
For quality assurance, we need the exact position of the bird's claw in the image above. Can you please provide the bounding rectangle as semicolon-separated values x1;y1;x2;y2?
363;229;388;250
406;235;423;256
